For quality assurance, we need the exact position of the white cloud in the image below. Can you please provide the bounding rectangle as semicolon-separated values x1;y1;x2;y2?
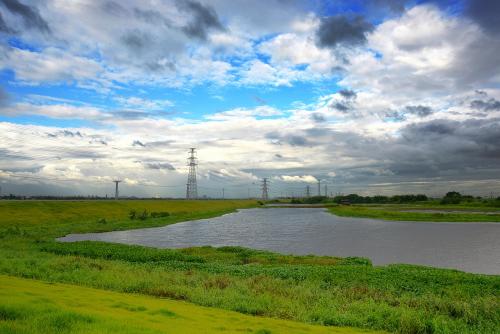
1;103;104;120
1;47;106;87
278;175;318;183
207;106;283;120
114;96;174;110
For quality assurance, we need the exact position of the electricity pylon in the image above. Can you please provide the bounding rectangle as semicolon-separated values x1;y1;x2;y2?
113;180;121;200
261;178;269;200
306;185;310;197
186;148;198;199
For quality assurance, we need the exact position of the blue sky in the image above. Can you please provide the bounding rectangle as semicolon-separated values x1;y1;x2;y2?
1;0;500;198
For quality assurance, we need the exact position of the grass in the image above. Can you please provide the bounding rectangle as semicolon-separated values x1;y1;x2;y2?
329;204;500;222
0;199;499;334
0;274;378;334
0;199;258;229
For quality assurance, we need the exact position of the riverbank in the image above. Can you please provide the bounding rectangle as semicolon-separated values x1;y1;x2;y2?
1;200;499;333
329;204;500;222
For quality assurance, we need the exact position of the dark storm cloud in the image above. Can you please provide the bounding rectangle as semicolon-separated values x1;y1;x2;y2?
404;105;433;117
399;118;500;160
133;8;171;26
265;132;311;147
132;140;145;147
404;119;456;136
464;0;500;34
338;89;357;99
259;118;500;190
143;162;176;170
121;30;152;52
332;101;350;113
310;113;326;123
316;15;373;48
0;12;13;32
287;135;309;146
177;0;224;40
0;148;32;160
470;98;500;111
102;1;128;17
1;0;50;33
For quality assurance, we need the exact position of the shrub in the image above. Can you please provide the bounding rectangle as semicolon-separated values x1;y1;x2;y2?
441;191;462;204
138;210;149;220
129;210;137;220
150;211;170;218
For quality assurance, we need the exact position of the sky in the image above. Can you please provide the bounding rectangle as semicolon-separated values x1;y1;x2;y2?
0;0;500;198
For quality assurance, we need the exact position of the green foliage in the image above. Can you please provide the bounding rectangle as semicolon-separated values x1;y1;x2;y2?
329;204;500;222
39;241;205;263
150;211;170;218
130;209;170;220
332;194;428;204
0;199;499;334
441;191;463;205
1;275;361;334
138;209;148;220
10;241;500;334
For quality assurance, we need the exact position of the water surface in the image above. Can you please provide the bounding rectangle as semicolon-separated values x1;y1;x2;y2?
59;208;500;274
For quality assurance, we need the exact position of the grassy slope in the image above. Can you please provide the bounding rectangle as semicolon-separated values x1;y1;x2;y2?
329;204;500;222
0;275;379;334
0;199;258;228
0;200;499;334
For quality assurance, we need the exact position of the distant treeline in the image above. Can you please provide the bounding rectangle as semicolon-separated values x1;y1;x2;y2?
292;194;428;204
292;192;500;205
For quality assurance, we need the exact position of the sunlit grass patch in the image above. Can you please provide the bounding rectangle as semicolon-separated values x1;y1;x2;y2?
0;275;376;334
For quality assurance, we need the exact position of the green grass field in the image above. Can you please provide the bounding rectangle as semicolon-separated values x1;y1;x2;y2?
1;275;379;334
329;204;500;222
0;200;499;334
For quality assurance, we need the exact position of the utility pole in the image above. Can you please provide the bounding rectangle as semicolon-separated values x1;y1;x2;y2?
113;180;122;200
317;180;321;196
222;188;225;199
306;185;310;198
324;184;328;198
186;148;198;199
261;178;269;200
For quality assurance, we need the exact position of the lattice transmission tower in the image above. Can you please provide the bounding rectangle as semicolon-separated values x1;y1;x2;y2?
113;180;121;200
186;148;198;199
261;178;269;200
